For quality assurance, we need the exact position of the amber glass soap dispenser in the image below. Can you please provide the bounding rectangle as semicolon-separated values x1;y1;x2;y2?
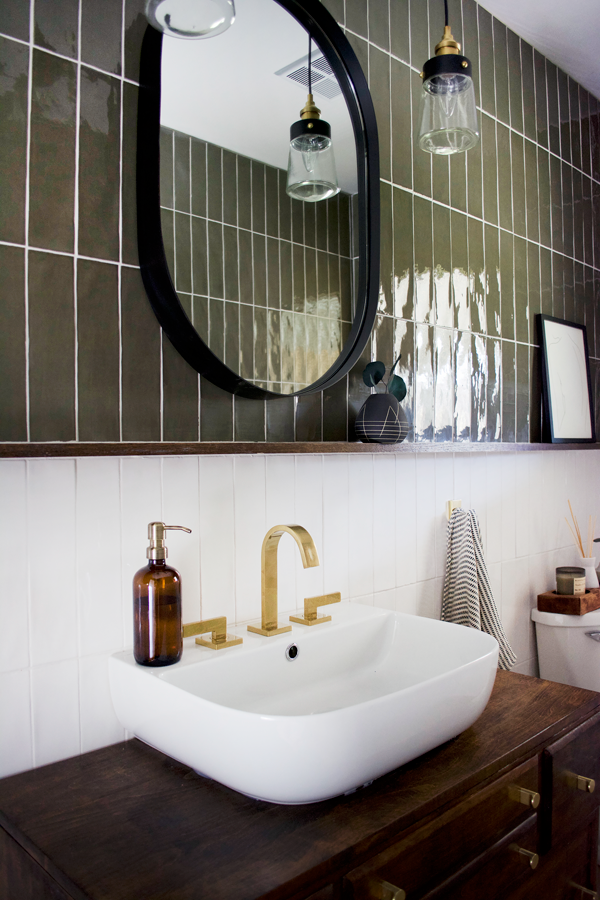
133;521;191;666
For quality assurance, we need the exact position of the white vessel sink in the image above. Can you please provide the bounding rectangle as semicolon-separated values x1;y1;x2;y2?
109;603;498;804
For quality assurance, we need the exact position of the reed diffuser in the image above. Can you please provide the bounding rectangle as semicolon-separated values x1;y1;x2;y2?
565;502;599;588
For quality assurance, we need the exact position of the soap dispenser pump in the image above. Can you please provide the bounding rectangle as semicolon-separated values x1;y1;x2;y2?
133;522;191;667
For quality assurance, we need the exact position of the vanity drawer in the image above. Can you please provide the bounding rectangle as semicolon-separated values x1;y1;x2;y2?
343;757;540;900
542;712;600;847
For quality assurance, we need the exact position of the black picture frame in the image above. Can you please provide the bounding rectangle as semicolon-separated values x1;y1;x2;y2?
537;314;596;443
136;1;380;399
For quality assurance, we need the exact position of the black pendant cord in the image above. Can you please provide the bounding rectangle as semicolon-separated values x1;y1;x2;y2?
444;0;448;26
308;34;312;94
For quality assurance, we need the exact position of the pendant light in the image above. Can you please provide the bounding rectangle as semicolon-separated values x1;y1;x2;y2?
286;37;340;202
417;0;479;155
145;0;235;39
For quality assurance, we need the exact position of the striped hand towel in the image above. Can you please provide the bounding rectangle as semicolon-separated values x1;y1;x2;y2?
441;508;516;670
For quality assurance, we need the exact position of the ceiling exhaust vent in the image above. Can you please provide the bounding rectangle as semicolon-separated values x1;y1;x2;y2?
275;53;342;100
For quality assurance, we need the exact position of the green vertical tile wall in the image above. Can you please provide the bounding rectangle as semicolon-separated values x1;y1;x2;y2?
0;0;598;446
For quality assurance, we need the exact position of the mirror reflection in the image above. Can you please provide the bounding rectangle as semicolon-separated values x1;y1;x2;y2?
158;0;359;393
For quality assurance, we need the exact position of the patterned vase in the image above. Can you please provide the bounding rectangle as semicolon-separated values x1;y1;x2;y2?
354;393;409;444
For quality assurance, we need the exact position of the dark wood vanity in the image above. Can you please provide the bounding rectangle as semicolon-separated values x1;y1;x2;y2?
1;671;599;900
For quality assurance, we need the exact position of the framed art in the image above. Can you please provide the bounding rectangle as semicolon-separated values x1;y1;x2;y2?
538;315;596;443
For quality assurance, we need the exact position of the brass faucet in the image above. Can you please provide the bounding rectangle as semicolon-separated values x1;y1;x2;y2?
247;525;320;637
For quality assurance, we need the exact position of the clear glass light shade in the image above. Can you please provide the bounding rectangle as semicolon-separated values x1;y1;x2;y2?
418;72;479;155
145;0;235;39
286;133;340;202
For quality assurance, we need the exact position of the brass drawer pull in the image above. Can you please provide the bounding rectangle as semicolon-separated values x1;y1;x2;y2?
566;772;596;793
365;878;406;900
509;844;539;869
508;784;541;809
569;885;597;899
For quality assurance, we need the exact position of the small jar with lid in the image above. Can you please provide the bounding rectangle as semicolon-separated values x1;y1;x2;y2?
556;566;586;596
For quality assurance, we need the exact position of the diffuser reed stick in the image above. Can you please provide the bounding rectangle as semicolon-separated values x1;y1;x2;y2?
565;502;596;559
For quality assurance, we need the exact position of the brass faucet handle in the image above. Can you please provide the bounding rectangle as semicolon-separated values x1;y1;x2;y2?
183;616;243;650
290;591;341;626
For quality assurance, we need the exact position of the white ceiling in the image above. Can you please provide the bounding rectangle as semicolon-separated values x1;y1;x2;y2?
476;0;600;100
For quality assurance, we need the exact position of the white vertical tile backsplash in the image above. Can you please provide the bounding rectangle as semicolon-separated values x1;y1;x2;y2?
0;448;595;779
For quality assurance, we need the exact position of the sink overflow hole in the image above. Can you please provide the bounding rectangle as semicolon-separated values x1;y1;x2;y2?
285;644;299;661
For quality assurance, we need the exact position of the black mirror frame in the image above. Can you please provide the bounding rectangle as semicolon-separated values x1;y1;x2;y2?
137;0;380;399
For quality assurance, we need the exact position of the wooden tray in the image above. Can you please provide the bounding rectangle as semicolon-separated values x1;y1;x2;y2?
537;588;600;616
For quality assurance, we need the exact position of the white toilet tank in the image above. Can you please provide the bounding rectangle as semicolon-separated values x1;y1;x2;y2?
532;608;600;692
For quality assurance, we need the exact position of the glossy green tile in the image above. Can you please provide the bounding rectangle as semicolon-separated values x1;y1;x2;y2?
370;0;389;49
0;0;29;40
550;154;563;253
391;58;412;190
501;339;515;442
267;237;280;309
574;261;584;327
520;42;536;142
192;295;209;343
222;150;237;228
393;319;414;439
562;162;573;259
174;212;191;293
433;325;454;442
413;197;432;324
29;50;76;252
449;151;467;214
35;0;77;57
160;207;174;274
582;176;593;267
563;256;574;322
291;197;303;246
533;51;548;147
589;97;599;182
393;187;413;320
524;140;539;244
477;7;495;117
580;91;592;177
268;308;281;384
223;224;239;302
454;330;470;441
584;264;595;357
515;342;529;442
239;302;254;381
410;0;430;69
486;337;501;441
159;128;174;209
482;115;498;226
82;0;122;74
200;377;233;441
513;235;528;344
323;377;348;441
569;79;581;173
78;68;120;261
390;0;409;63
346;0;368;39
380;181;393;315
540;246;552;317
466;140;482;221
511;132;526;238
496;123;512;232
236;155;250;230
77;260;119;441
251;161;266;236
208;296;224;360
595;272;600;362
265;165;278;239
485;225;500;338
224;300;239;374
304;202;316;249
315;199;327;252
252;232;266;306
278;171;291;243
29;251;75;441
121;266;160;440
266;395;295;441
493;19;509;126
0;245;26;440
280;240;293;312
0;38;28;245
122;81;139;265
327;195;339;255
317;249;329;314
292;244;305;313
433;204;451;329
557;70;571;164
124;0;147;83
572;169;583;263
192;216;208;297
529;345;541;442
546;62;560;156
451;210;469;333
412;79;432;199
470;333;486;442
296;393;322;441
507;29;523;135
432;155;450;208
207;143;222;223
552;252;564;320
468;217;485;334
370;46;391;182
208;221;224;299
593;181;600;267
526;242;539;344
537;148;551;249
500;230;514;341
234;396;266;441
254;306;268;382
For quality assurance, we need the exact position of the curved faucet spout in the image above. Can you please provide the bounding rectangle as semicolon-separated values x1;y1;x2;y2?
248;525;319;637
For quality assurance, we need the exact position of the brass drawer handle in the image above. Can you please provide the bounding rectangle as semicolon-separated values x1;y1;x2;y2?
566;772;596;793
509;844;539;870
569;885;597;899
508;784;541;809
365;878;406;900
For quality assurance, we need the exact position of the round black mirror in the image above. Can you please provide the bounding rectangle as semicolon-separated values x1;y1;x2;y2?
137;0;379;399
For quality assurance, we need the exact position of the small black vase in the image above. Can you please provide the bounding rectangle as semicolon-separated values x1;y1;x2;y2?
355;392;409;444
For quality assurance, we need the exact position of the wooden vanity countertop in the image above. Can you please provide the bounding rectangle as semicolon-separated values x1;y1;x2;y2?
1;671;599;900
